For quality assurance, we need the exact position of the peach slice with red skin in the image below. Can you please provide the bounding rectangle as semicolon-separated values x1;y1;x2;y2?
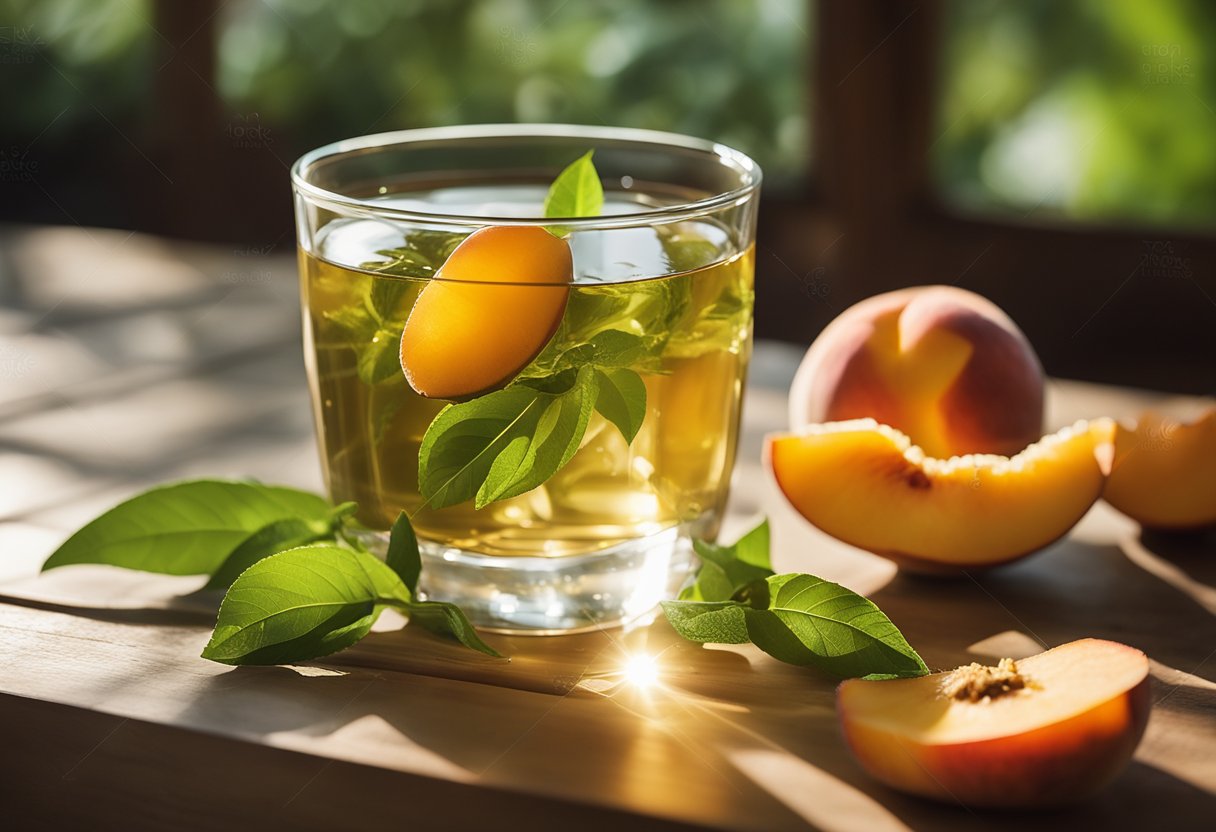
400;225;572;401
790;286;1044;459
1103;408;1216;530
768;418;1114;573
837;639;1151;808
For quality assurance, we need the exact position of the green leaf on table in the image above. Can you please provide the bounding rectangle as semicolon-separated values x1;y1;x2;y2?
677;560;736;602
593;367;647;443
418;367;600;510
663;519;928;679
201;544;410;665
204;517;330;590
42;480;334;577
660;599;750;644
406;601;502;657
680;519;773;602
384;510;421;595
543;150;603;235
744;574;929;679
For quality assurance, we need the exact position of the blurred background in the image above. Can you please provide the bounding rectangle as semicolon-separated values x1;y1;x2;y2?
1;0;1213;391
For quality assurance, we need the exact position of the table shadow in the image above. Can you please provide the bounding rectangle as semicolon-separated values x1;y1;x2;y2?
867;537;1216;682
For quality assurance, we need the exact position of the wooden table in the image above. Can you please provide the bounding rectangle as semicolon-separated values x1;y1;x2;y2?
1;225;1213;830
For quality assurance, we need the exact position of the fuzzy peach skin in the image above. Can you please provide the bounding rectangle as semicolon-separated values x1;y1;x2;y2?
1103;408;1216;530
767;418;1114;573
837;639;1151;808
790;286;1044;459
400;225;571;401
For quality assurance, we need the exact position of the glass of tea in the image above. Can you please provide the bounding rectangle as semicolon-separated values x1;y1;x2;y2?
292;125;760;633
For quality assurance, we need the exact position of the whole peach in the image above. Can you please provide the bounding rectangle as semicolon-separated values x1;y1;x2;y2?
790;286;1044;458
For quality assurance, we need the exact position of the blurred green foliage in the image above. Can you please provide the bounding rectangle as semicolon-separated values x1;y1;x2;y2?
4;0;1215;229
216;0;810;178
937;0;1216;229
0;0;154;140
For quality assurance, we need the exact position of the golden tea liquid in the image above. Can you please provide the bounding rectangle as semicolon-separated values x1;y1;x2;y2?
300;186;753;560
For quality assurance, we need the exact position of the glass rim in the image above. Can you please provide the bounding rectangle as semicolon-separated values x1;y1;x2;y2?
291;123;762;230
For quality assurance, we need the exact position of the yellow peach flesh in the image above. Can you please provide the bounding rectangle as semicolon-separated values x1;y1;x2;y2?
768;418;1114;570
400;225;571;401
1104;408;1216;530
837;639;1151;807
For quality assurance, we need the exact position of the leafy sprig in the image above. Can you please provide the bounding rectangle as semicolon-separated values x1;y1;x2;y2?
41;481;927;679
202;511;500;665
42;480;340;576
414;151;655;510
42;480;502;663
320;151;751;514
664;520;929;680
543;149;604;235
319;231;467;386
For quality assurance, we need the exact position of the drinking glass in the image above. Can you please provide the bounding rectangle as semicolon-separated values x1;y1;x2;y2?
292;124;760;633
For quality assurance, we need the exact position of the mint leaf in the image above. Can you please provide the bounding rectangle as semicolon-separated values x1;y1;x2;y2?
519;327;663;382
319;229;466;387
42;481;334;576
369;277;412;320
745;574;928;679
201;544;410;665
725;519;771;570
661;234;722;274
594;367;647;443
417;386;545;509
478;368;598;506
418;367;599;509
677;560;736;602
208;500;356;589
406;601;502;657
660;234;754;361
582;329;653;368
663;520;928;679
321;298;405;386
359;325;406;385
364;248;435;280
660;599;750;644
385;510;421;595
543;150;603;235
204;517;331;590
361;230;465;279
681;519;774;602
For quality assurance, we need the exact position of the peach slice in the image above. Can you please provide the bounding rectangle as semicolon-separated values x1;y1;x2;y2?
400;225;571;400
790;286;1044;458
1103;408;1216;530
768;418;1114;572
837;639;1151;808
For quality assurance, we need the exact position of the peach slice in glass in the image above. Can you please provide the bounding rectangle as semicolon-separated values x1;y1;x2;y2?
400;225;571;401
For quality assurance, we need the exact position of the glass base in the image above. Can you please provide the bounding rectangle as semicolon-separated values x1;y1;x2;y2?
369;526;694;634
